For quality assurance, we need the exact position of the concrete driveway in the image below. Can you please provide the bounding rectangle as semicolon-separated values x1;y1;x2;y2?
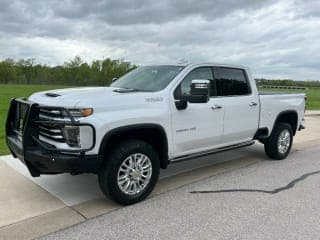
42;145;320;240
1;114;320;239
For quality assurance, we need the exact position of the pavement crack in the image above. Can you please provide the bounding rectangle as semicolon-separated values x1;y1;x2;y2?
190;170;320;195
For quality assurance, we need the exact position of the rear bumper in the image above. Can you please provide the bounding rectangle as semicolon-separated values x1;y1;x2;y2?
6;98;103;177
299;118;306;131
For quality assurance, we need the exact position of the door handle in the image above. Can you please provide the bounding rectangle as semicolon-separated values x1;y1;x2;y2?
249;102;258;107
211;104;222;110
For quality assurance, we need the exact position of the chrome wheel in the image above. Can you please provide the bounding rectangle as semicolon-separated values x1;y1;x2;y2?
117;153;152;195
278;129;291;154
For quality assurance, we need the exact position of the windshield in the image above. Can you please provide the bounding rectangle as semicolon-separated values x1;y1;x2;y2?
111;65;185;92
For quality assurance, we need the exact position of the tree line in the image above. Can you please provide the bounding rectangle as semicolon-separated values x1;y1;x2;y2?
256;78;320;88
0;57;319;87
0;56;136;86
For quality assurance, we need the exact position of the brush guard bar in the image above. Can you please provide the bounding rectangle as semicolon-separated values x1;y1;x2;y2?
5;98;102;177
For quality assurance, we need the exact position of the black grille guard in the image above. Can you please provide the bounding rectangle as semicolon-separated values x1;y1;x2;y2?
6;98;96;156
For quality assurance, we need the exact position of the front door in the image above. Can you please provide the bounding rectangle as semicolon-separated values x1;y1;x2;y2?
171;67;224;158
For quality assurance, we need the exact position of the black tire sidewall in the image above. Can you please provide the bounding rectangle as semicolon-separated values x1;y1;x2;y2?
265;122;293;160
99;140;160;205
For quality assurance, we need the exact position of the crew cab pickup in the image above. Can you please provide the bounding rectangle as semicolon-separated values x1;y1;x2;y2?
6;63;306;205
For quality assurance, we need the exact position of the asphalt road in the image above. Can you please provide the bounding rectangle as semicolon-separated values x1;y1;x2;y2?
41;145;320;240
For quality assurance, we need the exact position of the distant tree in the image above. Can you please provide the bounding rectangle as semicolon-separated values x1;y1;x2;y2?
17;58;36;84
1;56;319;87
0;59;17;84
255;78;320;88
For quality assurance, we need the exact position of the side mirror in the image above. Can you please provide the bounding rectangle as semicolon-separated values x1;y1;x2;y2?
184;79;210;103
175;79;210;110
112;77;118;83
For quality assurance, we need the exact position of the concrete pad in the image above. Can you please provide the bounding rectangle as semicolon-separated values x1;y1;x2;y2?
72;153;259;219
155;155;259;195
0;161;65;228
73;199;121;219
305;110;320;116
0;207;84;240
294;116;320;144
66;146;259;218
41;146;320;240
1;156;104;206
0;144;253;208
295;139;320;150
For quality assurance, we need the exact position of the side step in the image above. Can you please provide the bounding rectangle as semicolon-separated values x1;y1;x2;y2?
169;140;255;164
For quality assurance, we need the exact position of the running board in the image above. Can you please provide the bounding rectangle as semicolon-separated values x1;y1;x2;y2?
169;140;255;164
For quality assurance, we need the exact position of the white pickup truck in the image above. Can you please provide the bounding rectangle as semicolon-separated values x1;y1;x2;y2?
6;63;306;205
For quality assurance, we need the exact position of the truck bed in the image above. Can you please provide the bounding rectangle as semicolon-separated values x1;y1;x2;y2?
258;92;305;133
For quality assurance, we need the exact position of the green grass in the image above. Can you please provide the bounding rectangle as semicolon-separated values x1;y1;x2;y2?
0;84;70;155
258;87;320;110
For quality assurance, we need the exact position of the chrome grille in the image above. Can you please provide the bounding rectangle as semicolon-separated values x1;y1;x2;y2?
39;108;65;121
38;108;66;143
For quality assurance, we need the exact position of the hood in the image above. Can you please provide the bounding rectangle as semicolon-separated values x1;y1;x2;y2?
28;86;164;110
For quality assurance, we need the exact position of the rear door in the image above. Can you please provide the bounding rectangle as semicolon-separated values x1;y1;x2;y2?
213;67;259;144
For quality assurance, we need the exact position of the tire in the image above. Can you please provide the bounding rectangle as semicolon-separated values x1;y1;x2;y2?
98;139;160;205
264;122;293;160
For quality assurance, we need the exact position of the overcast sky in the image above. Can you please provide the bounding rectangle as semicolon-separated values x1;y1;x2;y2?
0;0;319;80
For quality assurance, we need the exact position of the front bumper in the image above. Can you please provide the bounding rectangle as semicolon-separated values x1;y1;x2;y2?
6;98;103;177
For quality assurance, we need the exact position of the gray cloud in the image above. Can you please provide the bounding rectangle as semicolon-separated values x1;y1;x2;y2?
0;0;319;80
52;0;277;25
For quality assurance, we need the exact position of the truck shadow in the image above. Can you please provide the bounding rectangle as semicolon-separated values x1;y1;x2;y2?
190;170;320;194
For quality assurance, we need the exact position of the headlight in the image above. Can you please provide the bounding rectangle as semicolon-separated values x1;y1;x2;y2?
63;108;93;118
62;125;94;149
62;126;80;147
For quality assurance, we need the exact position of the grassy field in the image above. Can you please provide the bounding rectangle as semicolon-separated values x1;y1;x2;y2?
258;87;320;110
0;84;69;155
0;84;319;156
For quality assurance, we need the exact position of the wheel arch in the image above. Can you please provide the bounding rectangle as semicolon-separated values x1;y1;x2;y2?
271;110;298;136
99;124;169;169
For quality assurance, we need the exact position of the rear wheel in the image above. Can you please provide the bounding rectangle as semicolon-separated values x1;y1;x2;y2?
98;139;160;205
264;122;293;160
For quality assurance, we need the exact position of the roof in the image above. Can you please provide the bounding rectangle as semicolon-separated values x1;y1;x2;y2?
186;62;248;69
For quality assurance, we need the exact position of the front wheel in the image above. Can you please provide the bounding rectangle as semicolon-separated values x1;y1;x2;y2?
264;122;293;160
98;140;160;205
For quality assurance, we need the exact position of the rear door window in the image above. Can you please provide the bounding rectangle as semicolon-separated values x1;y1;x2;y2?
213;67;251;96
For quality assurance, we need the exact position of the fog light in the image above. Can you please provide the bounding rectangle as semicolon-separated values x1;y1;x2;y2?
62;126;80;147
